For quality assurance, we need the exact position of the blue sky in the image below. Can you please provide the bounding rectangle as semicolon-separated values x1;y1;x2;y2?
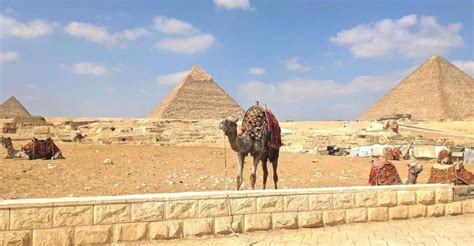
1;0;473;120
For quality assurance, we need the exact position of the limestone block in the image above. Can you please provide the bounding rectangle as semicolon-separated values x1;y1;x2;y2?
445;202;462;215
272;212;298;229
389;206;408;220
333;193;355;209
199;199;228;217
94;204;130;224
397;191;416;205
10;207;53;230
230;198;256;214
346;208;367;224
436;189;453;203
284;195;309;211
214;216;243;234
368;207;388;221
378;191;397;207
462;199;474;213
53;206;93;227
0;230;32;246
148;220;183;240
33;227;73;246
298;211;323;228
131;202;165;222
416;190;435;205
244;214;272;232
309;194;332;210
0;209;8;231
256;196;284;213
426;204;444;217
74;225;112;245
113;223;147;242
183;218;214;237
323;210;345;226
408;205;426;218
355;192;377;207
166;200;197;219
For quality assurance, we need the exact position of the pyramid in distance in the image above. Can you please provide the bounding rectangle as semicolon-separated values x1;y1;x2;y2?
149;65;245;119
0;96;31;118
359;56;474;121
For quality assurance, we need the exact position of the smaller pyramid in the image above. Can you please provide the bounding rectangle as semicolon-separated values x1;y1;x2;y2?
149;65;245;119
0;96;31;118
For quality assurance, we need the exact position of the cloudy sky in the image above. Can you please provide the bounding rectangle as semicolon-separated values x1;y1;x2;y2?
0;0;472;120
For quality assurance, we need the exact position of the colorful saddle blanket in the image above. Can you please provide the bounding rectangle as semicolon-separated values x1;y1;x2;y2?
241;106;267;141
369;160;402;186
429;163;474;185
22;138;62;160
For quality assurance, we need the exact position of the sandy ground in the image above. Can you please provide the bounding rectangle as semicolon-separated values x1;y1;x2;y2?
2;142;472;199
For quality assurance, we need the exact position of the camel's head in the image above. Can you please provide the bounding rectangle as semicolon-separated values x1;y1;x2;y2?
1;136;11;147
219;117;238;135
407;163;423;175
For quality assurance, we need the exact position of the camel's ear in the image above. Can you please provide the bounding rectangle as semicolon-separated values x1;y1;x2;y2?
227;117;238;123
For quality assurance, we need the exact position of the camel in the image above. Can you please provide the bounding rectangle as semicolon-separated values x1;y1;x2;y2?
21;138;65;160
1;136;29;159
369;158;423;185
406;163;423;184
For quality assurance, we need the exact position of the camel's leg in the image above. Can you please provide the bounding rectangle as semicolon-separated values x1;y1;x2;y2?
250;154;261;190
236;153;245;190
53;152;65;159
272;160;279;189
261;156;269;189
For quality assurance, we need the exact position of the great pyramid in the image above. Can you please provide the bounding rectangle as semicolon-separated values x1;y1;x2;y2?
0;96;32;118
149;65;245;119
359;56;474;121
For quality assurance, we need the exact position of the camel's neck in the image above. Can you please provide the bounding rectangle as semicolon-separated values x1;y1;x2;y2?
407;172;419;184
225;129;242;152
5;143;15;155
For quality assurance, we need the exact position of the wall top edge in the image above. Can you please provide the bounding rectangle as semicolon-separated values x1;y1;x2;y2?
0;184;455;208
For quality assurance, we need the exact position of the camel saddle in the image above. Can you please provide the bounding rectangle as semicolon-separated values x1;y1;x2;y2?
429;163;474;185
22;138;62;160
369;159;402;186
240;104;282;149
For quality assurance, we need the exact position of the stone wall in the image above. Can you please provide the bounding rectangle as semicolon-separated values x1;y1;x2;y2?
0;184;473;245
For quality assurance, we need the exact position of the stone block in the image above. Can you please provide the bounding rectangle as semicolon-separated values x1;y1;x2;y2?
244;214;272;232
166;200;197;219
199;199;228;217
323;210;345;226
10;207;52;230
230;198;256;214
148;220;182;240
408;205;426;218
74;225;112;245
53;206;93;227
378;191;397;207
462;199;474;213
309;194;332;210
416;190;435;205
33;227;73;246
397;191;416;205
0;209;8;231
214;216;243;234
355;192;377;207
113;223;147;242
346;208;367;224
272;212;298;229
436;189;453;203
426;204;444;217
368;207;388;222
256;196;284;213
284;195;309;211
333;193;355;209
389;206;408;220
94;204;130;225
183;218;214;237
0;230;32;246
131;202;165;222
298;211;323;228
445;202;462;215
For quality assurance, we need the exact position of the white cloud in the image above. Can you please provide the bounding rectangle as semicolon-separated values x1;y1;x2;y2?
283;57;311;72
155;34;216;54
452;60;474;77
24;84;39;90
0;51;19;63
0;15;59;38
65;22;149;47
103;86;118;95
214;0;253;10
248;67;265;75
330;15;463;58
153;16;198;36
155;70;188;86
70;62;109;76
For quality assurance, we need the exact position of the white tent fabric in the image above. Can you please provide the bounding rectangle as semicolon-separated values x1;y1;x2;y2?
463;148;474;163
357;146;372;157
413;145;436;159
